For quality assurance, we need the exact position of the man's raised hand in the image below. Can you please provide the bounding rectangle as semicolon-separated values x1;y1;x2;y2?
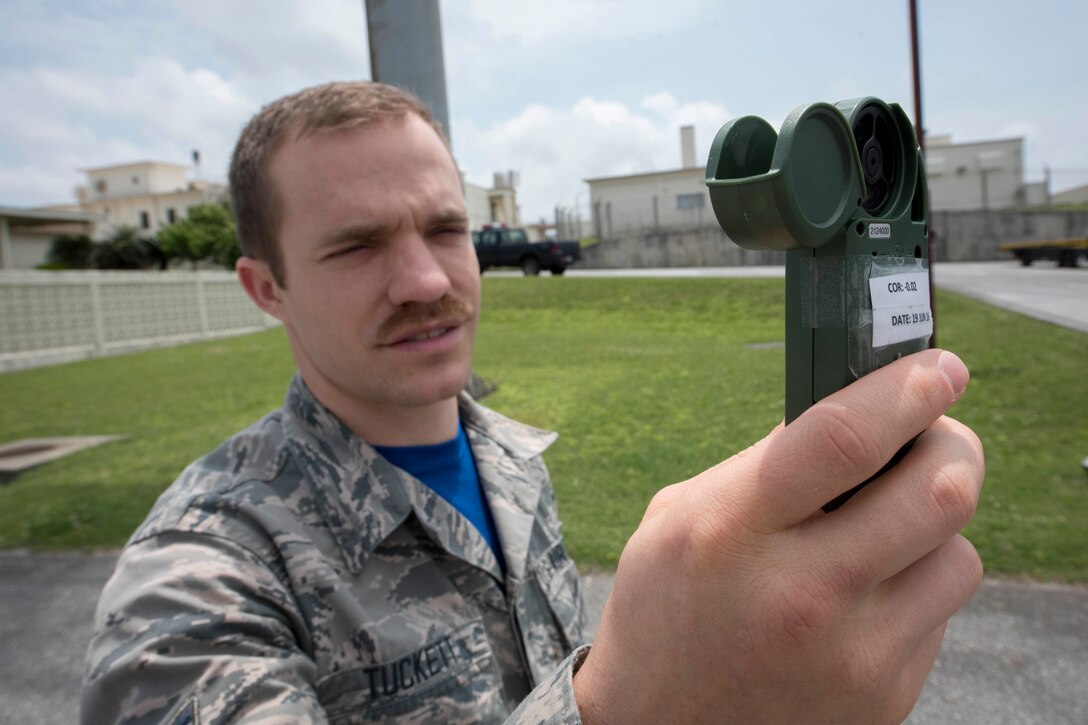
574;349;984;724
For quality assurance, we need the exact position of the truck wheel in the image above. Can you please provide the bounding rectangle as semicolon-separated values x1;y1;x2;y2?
551;267;566;276
521;258;541;276
1017;251;1033;266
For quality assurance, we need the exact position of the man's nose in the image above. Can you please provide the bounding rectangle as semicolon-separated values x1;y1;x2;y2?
386;233;452;306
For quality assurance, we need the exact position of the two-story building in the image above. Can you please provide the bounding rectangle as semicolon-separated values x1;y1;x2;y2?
75;160;227;238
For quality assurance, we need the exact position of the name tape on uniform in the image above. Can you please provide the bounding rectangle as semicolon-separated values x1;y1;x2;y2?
869;270;933;347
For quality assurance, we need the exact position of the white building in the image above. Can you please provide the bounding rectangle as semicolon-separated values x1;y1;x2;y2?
1052;182;1088;206
586;126;709;239
0;205;102;270
1;160;227;269
924;135;1032;210
585;126;1049;240
463;170;519;232
75;160;227;238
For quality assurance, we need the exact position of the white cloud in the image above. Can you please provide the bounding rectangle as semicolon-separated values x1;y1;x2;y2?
464;0;708;46
167;0;370;92
0;0;372;207
454;93;732;223
930;92;1088;190
4;0;1085;217
0;56;253;205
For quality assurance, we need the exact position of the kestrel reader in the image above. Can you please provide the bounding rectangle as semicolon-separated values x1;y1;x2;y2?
705;97;932;508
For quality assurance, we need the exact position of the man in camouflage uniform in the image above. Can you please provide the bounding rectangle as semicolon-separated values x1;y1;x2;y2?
85;80;988;725
84;82;586;723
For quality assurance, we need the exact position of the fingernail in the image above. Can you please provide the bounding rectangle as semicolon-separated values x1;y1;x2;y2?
938;351;969;400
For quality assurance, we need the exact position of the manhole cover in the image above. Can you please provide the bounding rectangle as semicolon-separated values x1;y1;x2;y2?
0;436;123;477
0;444;58;459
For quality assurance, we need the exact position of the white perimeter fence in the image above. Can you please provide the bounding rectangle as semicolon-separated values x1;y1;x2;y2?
0;270;278;373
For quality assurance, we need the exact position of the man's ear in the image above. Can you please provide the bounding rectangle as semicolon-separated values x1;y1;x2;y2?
236;256;287;321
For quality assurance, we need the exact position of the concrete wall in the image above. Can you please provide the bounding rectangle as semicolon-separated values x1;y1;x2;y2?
579;226;784;269
931;209;1088;261
576;210;1088;268
0;270;277;373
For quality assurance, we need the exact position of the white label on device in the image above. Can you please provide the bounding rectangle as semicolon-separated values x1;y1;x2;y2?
868;223;892;238
870;271;933;347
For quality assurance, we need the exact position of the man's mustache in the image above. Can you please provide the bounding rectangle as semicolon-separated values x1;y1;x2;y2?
377;296;474;342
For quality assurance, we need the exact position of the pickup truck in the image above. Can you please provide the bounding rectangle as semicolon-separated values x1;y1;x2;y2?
472;226;581;276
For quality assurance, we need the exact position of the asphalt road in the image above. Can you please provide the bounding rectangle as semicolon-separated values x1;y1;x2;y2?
930;260;1088;334
2;552;1086;724
581;575;1088;725
2;259;1085;723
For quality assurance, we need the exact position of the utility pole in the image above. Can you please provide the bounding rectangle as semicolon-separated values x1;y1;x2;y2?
908;0;935;346
909;0;925;154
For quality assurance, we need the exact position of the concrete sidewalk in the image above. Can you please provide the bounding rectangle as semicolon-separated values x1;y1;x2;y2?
931;260;1088;334
2;551;1086;724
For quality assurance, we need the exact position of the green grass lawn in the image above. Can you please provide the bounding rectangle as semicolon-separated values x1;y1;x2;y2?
1;277;1085;581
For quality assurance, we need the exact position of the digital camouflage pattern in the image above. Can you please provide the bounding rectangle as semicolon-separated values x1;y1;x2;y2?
82;374;588;724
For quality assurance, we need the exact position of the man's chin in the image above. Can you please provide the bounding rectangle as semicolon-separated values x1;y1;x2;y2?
392;368;473;409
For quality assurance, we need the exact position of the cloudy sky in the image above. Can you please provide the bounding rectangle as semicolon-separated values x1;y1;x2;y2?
2;0;1085;223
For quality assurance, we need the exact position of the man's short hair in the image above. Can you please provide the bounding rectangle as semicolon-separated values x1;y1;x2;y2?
229;81;448;286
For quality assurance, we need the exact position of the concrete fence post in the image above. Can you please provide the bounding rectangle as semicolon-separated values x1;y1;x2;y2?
89;275;106;355
196;275;210;336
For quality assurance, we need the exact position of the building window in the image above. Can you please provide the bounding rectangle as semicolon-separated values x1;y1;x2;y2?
140;211;150;229
132;176;139;185
94;179;107;194
677;193;705;210
166;208;177;224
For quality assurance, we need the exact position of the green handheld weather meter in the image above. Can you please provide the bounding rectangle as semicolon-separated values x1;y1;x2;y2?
705;97;933;508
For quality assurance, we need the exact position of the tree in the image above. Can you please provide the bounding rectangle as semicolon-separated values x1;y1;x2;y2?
157;203;241;270
44;234;95;269
88;226;166;270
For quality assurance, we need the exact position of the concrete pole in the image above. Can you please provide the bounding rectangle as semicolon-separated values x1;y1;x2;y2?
365;0;452;148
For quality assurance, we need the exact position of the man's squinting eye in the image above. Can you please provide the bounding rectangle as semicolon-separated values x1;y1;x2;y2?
325;242;372;260
434;225;468;239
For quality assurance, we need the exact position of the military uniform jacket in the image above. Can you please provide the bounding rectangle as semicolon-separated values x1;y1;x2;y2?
83;375;589;724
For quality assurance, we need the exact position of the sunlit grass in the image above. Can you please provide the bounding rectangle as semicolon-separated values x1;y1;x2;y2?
1;277;1085;581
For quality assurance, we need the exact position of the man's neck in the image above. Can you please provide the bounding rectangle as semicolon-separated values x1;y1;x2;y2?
300;375;461;447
